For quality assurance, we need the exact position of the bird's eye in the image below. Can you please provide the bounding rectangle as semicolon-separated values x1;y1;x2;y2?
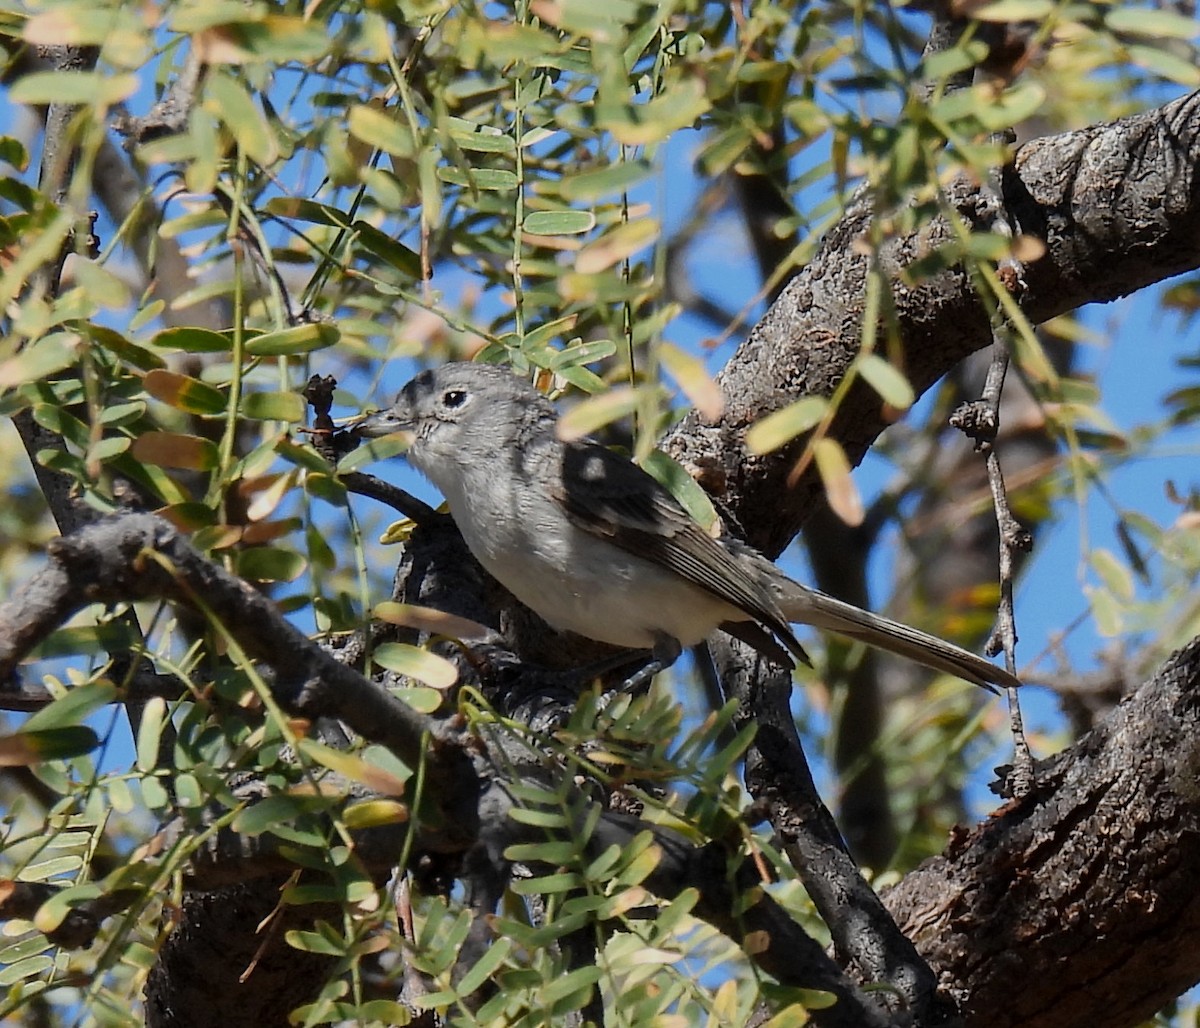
442;389;468;408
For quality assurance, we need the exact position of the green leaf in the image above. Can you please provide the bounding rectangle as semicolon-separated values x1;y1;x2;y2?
506;806;569;829
1127;44;1200;86
447;119;514;154
33;883;102;934
157;502;219;532
975;82;1047;132
234;547;307;583
856;354;914;409
556;385;637;441
1085;585;1123;637
0;955;54;988
1106;8;1199;39
602;79;710;146
240;391;306;421
372;642;458;690
353;222;421;278
23;855;84;881
456;936;514;996
0;136;29;173
521;314;579;353
523;210;595;235
245;323;339;356
205;16;331;61
285;929;346;956
745;397;828;454
0;333;79;388
1090;548;1135;603
263;197;352;227
233;795;330;836
348;104;415;157
150;326;231;353
206;72;278;165
641;450;718;533
141;776;170;810
87;325;165;371
556;159;653;201
143;369;227;415
24;682;118;732
135;698;167;773
509;871;583;895
71;259;132;310
541;964;602;1008
276;437;334;473
0;727;99;765
437;166;519;191
970;0;1053;20
9;71;137;106
543;339;617;370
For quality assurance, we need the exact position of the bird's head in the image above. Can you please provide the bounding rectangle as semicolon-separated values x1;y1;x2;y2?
354;361;555;470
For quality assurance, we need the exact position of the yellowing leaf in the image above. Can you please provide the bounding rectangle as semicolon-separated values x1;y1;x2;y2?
373;602;494;643
297;739;409;796
205;72;278;165
342;798;409;829
856;354;914;410
0;334;79;388
813;438;863;526
745;397;828;455
658;342;723;421
556;386;637;441
574;219;659;275
131;432;220;470
348;104;415;157
143;369;226;415
372;642;458;690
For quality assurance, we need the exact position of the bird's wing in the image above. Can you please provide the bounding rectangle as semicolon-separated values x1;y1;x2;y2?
550;441;807;664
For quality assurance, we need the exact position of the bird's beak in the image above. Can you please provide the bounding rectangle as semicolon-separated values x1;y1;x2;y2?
353;406;414;441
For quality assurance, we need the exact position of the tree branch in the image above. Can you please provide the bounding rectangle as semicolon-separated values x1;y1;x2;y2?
885;638;1200;1028
665;89;1200;558
0;512;479;854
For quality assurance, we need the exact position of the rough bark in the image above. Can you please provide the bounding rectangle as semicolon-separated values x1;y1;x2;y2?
665;90;1200;559
886;640;1200;1028
144;881;339;1028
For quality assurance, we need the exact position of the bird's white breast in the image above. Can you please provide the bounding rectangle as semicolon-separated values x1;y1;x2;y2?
427;450;738;650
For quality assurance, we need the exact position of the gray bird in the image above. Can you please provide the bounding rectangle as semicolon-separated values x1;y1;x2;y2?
355;361;1020;692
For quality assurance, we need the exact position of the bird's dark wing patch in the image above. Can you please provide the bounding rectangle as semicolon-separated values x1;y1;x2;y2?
553;441;807;664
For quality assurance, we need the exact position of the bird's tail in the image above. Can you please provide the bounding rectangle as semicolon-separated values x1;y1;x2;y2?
769;577;1020;693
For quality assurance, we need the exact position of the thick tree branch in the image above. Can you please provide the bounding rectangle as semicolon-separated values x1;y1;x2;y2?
0;512;479;854
885;639;1200;1028
666;89;1200;558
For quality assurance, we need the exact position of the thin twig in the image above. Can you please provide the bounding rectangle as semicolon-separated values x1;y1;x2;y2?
301;374;440;524
949;338;1035;795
